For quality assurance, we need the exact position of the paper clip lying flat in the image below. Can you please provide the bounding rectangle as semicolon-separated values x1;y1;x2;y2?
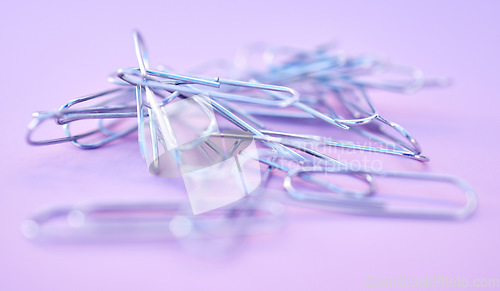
21;198;285;243
26;88;137;147
284;168;477;219
215;138;475;220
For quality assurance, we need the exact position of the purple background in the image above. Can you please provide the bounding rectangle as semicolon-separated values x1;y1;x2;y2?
1;1;499;290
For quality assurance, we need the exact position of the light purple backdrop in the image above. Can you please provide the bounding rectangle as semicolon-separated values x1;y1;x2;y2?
1;1;499;290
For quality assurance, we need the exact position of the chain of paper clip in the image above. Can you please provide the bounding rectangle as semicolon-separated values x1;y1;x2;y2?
22;32;477;251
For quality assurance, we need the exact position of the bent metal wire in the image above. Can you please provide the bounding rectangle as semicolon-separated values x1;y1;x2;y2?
24;31;477;245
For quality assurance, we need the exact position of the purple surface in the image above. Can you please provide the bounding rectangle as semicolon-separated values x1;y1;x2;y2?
1;1;499;290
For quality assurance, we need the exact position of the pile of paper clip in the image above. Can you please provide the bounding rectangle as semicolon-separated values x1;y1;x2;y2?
22;32;477;252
